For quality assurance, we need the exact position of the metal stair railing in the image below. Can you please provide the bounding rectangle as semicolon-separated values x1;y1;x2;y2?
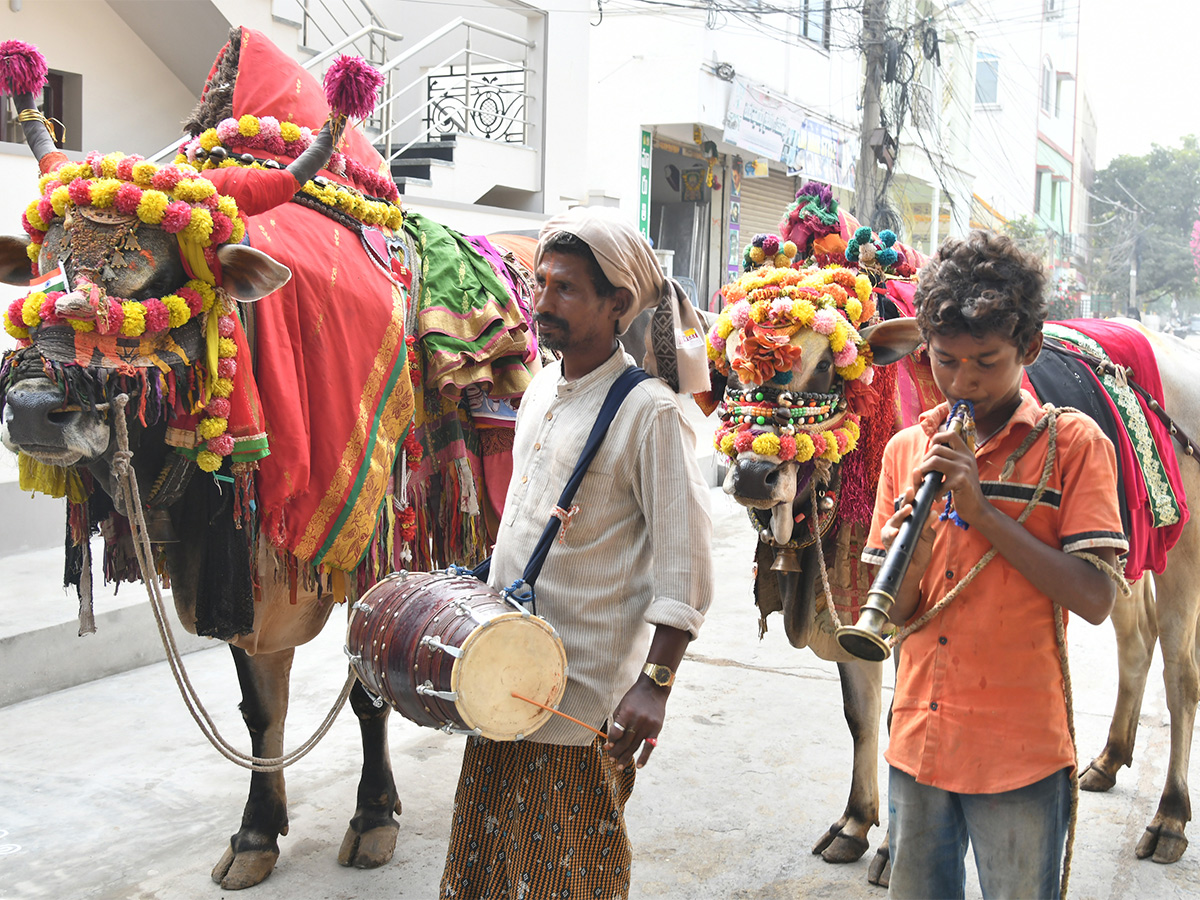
373;18;537;165
300;0;392;66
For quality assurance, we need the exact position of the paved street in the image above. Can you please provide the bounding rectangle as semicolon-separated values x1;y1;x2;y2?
2;488;1199;899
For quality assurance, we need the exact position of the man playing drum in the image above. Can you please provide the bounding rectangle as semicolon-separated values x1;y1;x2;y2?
439;207;715;899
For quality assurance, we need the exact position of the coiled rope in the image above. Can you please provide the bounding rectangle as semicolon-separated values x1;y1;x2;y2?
109;393;357;772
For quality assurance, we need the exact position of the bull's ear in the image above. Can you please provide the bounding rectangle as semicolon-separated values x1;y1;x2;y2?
216;244;292;301
0;235;34;285
861;317;922;366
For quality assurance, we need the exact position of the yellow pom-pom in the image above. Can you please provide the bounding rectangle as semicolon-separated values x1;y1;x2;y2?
131;161;158;187
845;296;863;324
192;281;217;312
838;356;868;382
181;208;214;245
25;200;45;231
820;431;840;461
706;339;724;363
162;294;190;328
216;196;239;219
4;313;30;341
26;242;39;262
174;178;217;203
230;217;246;244
280;121;302;143
55;163;82;185
196;450;223;472
217;337;237;359
750;301;770;323
22;293;45;326
68;318;95;333
211;377;234;398
794;433;816;463
38;172;58;195
137;190;169;224
829;321;849;353
200;130;222;152
120;302;146;336
855;274;871;305
719;433;736;456
773;253;790;268
749;246;766;264
50;185;71;217
752;433;782;457
197;416;228;440
90;178;121;209
237;115;260;137
782;241;798;258
100;153;124;178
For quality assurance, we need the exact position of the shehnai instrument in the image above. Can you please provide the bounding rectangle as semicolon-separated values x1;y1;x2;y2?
836;401;976;661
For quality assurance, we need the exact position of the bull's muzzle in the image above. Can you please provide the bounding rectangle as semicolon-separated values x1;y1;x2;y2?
724;457;790;505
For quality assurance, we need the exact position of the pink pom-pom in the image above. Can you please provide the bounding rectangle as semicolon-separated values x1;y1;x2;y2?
206;433;235;456
151;165;183;193
20;211;38;238
86;150;104;178
217;315;235;338
143;299;170;332
834;343;858;367
771;298;793;317
36;198;53;224
835;430;850;455
762;235;780;255
161;200;192;234
115;183;143;215
262;133;286;156
730;301;751;329
68;178;92;206
812;309;839;335
41;178;61;197
709;333;726;353
326;151;346;176
217;357;237;379
206;397;231;418
860;365;875;386
0;40;48;96
177;287;204;316
734;429;755;454
38;293;61;324
7;296;26;325
779;435;797;460
323;54;385;120
216;118;239;143
210;212;233;245
117;156;139;181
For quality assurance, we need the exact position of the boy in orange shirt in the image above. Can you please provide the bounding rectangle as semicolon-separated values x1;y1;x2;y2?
863;231;1127;899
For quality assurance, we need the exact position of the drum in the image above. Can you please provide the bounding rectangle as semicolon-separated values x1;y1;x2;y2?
346;569;568;740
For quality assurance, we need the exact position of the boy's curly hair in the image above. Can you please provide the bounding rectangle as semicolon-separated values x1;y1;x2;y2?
914;230;1048;352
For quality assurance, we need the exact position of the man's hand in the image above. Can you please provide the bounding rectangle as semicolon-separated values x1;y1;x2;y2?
604;676;668;770
881;493;936;575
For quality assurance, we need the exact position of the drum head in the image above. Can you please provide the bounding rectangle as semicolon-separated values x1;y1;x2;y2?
452;612;568;741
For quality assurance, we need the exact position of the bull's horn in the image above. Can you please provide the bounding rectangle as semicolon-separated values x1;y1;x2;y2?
286;120;334;186
12;93;64;171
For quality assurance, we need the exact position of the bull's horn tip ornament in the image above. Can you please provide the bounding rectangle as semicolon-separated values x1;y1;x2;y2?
322;54;386;148
0;39;48;96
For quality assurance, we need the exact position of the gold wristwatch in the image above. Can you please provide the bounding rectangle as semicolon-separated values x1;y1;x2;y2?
642;662;676;688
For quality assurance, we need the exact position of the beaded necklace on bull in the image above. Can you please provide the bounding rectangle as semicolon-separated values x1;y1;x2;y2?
707;237;878;577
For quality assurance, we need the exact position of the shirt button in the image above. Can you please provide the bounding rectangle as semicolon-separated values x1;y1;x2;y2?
945;570;954;580
520;475;528;484
939;636;947;645
534;442;541;450
930;701;939;711
545;412;553;421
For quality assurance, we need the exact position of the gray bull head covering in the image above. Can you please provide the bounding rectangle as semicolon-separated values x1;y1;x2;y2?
536;206;709;394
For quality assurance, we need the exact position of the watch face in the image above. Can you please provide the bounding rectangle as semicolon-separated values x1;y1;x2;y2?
650;667;669;685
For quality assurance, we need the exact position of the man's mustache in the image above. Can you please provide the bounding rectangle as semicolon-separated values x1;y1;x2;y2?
534;313;569;330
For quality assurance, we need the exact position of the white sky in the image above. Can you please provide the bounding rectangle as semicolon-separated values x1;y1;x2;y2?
1083;0;1200;166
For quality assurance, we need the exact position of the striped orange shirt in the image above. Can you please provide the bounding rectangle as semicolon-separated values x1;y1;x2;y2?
864;391;1127;793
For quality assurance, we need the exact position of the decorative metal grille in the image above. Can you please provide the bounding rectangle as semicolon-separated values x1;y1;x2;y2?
425;65;528;144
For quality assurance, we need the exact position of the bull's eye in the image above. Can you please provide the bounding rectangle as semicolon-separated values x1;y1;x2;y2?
816;360;832;373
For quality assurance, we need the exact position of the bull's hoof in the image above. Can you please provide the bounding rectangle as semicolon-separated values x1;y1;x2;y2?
338;820;400;869
812;822;870;863
1078;759;1118;793
1136;823;1188;863
867;845;891;887
211;844;280;890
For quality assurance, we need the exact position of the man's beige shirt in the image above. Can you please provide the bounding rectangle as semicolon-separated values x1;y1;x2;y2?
489;349;713;745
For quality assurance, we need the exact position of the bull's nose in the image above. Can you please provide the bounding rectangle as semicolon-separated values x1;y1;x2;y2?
730;459;781;501
4;387;78;444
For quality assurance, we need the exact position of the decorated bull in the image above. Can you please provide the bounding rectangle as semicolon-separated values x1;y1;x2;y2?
0;31;533;890
711;181;1200;883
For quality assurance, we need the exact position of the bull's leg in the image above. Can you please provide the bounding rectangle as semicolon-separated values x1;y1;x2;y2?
1135;566;1199;864
211;645;293;890
1080;577;1158;792
812;659;883;863
337;680;402;868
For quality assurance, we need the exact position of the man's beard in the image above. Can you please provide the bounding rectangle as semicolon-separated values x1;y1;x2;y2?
535;314;570;352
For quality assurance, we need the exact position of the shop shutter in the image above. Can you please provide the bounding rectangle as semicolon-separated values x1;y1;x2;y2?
735;169;800;251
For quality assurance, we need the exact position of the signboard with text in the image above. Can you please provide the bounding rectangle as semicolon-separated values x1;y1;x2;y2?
639;129;652;239
723;78;856;190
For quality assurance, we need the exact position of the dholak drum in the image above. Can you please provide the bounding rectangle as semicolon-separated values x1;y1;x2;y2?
346;569;568;740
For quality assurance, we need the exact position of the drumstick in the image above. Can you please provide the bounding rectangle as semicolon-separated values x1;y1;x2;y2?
510;691;606;739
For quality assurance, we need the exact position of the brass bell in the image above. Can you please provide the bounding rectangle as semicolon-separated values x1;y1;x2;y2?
770;547;802;572
143;507;179;543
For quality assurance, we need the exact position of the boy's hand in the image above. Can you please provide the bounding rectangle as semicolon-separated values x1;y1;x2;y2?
881;490;936;574
915;428;989;525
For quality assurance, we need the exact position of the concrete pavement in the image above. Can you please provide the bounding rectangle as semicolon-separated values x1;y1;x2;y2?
2;488;1200;898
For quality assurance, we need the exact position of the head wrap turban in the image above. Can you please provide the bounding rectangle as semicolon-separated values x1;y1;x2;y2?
535;206;709;394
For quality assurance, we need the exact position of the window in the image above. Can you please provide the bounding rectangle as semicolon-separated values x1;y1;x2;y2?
975;52;999;105
1040;58;1054;114
1045;0;1064;20
1;70;79;150
799;0;832;49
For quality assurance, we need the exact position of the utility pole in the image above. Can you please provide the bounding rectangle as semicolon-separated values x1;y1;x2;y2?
1128;217;1139;318
855;0;887;230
